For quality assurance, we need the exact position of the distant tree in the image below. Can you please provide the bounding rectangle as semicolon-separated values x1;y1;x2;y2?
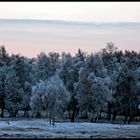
48;52;60;75
37;52;51;80
102;42;118;54
10;55;26;87
29;58;38;85
101;42;118;75
86;53;104;77
37;52;60;81
0;45;9;66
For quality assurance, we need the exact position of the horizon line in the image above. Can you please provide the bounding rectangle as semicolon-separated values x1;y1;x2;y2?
0;18;140;25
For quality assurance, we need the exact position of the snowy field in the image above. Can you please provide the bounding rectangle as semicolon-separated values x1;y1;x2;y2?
0;118;140;138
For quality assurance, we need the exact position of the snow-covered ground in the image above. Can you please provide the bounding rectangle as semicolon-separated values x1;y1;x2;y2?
0;118;140;138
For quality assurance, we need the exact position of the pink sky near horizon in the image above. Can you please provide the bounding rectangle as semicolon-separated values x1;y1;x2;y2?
1;22;140;58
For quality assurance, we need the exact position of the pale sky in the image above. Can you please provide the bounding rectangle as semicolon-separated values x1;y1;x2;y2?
0;2;140;57
0;2;140;22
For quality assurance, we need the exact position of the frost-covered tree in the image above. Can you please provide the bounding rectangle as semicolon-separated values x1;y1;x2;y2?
0;65;21;117
75;65;112;122
100;43;122;121
101;42;118;75
43;75;70;125
10;55;27;87
74;66;90;119
37;52;51;80
124;50;139;70
59;55;75;121
131;67;140;119
29;58;38;85
88;73;111;122
86;53;103;77
20;81;32;117
59;50;85;122
84;50;114;121
10;55;33;116
30;80;46;118
114;63;135;123
37;52;60;81
30;75;70;125
19;58;33;117
0;66;7;118
0;44;139;124
48;52;60;75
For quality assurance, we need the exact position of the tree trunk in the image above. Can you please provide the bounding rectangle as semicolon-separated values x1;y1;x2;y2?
107;102;112;120
128;109;133;124
71;116;75;122
95;111;100;123
0;107;4;118
124;116;127;124
9;110;18;117
49;110;52;124
71;111;75;122
24;110;29;117
128;116;132;124
13;111;18;117
36;112;41;118
112;110;117;121
98;111;102;120
94;116;99;122
69;110;75;122
107;112;111;120
52;116;55;126
124;110;128;124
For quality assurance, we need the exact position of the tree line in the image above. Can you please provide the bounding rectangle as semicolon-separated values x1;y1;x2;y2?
0;43;140;125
